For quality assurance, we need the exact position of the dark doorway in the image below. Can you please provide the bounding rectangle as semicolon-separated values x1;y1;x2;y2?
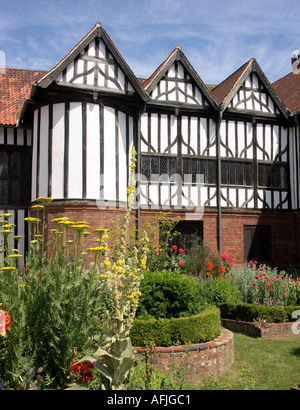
169;220;203;251
244;225;272;265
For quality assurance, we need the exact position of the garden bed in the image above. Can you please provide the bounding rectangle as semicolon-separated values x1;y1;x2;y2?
221;318;300;338
133;328;234;383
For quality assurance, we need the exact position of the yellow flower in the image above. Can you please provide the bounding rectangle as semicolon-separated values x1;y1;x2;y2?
51;229;63;235
1;230;13;235
8;254;22;259
52;217;69;223
31;204;45;210
71;224;90;232
58;220;74;226
99;274;108;278
2;223;15;228
1;266;16;272
93;228;110;237
35;197;53;204
24;217;41;223
3;213;13;218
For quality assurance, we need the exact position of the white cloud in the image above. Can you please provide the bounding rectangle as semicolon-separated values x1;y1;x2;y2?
0;0;299;82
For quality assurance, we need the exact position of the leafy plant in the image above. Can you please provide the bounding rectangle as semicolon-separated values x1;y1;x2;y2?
0;202;113;389
137;269;205;319
72;148;149;390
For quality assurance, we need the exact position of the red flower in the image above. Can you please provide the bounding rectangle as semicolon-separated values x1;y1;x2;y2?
220;253;228;260
172;245;177;251
206;262;214;271
4;311;11;332
70;360;81;377
179;260;184;267
0;310;11;337
235;278;241;281
70;360;94;382
178;248;184;254
252;283;257;286
218;266;225;274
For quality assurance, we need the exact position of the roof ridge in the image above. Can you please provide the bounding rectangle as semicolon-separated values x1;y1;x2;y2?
1;67;48;73
211;58;254;104
142;46;180;90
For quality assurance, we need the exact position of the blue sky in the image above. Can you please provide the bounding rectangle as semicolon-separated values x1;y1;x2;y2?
0;0;299;84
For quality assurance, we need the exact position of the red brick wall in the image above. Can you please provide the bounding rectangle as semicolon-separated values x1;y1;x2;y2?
30;202;299;269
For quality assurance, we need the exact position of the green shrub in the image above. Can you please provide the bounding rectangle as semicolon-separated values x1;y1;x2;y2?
130;306;221;347
137;269;206;319
218;302;300;323
198;277;243;305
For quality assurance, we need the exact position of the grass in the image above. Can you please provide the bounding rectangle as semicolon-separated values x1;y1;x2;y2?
191;333;300;390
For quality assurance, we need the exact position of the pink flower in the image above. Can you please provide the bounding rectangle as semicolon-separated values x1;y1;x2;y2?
179;260;184;267
178;248;184;254
172;245;177;251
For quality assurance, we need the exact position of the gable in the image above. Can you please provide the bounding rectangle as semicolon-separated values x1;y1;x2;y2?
54;37;135;93
144;46;216;108
37;23;148;101
149;60;210;106
211;59;288;119
229;72;281;114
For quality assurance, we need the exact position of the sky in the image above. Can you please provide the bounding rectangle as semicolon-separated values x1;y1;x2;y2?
0;0;299;85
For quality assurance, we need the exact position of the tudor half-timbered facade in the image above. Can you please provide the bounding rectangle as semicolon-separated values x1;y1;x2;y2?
1;23;300;267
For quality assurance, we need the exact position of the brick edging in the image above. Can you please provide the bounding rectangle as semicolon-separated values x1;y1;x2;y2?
133;328;234;383
221;318;300;338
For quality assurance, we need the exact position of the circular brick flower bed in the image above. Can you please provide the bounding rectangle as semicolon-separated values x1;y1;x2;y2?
133;328;234;383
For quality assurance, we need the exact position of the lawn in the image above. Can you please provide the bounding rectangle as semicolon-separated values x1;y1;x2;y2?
192;333;300;390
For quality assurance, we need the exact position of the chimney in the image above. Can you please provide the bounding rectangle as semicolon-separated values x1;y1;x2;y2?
291;50;300;74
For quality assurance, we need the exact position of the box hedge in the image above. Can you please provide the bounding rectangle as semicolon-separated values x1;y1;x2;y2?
219;302;300;323
130;306;221;347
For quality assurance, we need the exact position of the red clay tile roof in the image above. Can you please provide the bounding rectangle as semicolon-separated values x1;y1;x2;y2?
142;46;181;91
210;59;254;104
272;71;300;114
0;68;46;125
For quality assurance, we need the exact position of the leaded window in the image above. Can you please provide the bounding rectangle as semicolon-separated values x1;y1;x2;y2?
257;163;288;189
221;160;252;186
0;146;31;206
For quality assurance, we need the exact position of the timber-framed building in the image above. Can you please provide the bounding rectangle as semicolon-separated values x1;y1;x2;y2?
1;23;300;267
